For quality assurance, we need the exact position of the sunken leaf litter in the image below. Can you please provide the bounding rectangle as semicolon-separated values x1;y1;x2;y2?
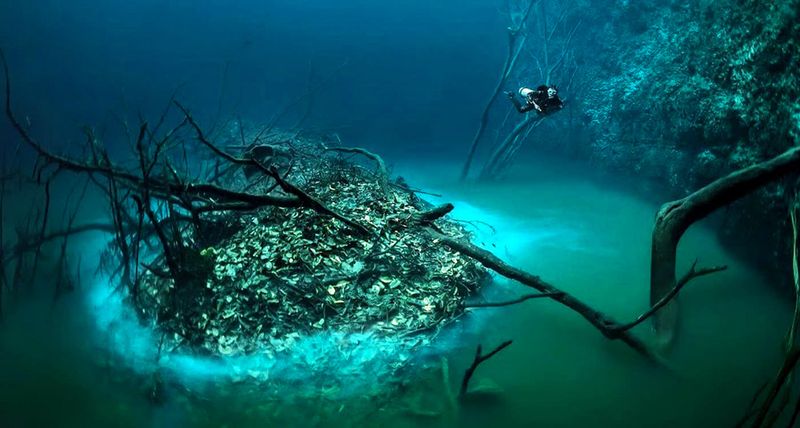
136;134;488;359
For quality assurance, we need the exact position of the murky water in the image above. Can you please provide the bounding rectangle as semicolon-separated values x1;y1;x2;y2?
0;156;791;427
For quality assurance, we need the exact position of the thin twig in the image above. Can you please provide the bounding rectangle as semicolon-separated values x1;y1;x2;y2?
29;178;52;289
465;291;563;308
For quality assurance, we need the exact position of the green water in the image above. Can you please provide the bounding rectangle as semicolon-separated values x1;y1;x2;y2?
0;157;791;427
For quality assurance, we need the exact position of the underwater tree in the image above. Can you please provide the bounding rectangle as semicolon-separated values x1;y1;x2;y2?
478;0;582;180
459;0;538;182
457;0;583;181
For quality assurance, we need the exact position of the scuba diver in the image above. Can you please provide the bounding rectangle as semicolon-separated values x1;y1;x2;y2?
506;85;564;115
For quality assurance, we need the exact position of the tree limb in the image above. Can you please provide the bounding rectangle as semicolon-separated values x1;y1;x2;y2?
459;340;513;398
650;143;800;347
610;260;726;335
414;203;455;224
266;166;372;237
324;145;387;177
3;222;116;264
750;347;800;428
465;291;563;308
427;227;668;367
480;114;544;179
0;166;5;321
459;0;539;182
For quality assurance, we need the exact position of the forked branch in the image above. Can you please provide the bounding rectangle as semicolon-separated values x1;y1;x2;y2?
460;340;513;398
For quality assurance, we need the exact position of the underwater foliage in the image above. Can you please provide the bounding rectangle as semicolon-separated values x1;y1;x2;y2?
137;135;487;357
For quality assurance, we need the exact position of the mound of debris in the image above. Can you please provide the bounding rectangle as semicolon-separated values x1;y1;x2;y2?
136;133;488;357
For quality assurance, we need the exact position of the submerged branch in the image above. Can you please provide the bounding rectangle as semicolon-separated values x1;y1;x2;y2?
267;166;372;236
324;145;387;177
459;340;513;398
0;166;5;321
610;260;726;335
3;222;116;264
465;292;563;308
414;203;454;224
459;0;539;182
426;227;668;368
750;348;800;428
650;143;800;347
742;199;800;428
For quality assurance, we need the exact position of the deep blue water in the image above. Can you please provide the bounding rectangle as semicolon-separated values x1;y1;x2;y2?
0;0;505;159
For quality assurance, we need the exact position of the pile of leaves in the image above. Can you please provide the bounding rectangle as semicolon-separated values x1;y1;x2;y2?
136;134;488;357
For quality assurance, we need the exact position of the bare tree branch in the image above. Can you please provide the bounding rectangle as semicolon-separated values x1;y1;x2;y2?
459;0;540;182
750;348;800;428
414;203;455;224
465;291;563;308
651;143;800;346
28;178;52;289
324;145;387;177
610;260;726;335
266;166;372;236
426;227;668;367
460;340;513;398
0;164;6;321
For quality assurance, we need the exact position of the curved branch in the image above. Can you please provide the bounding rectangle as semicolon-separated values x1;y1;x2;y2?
611;260;726;335
651;143;800;346
324;145;387;177
426;228;668;368
414;203;454;224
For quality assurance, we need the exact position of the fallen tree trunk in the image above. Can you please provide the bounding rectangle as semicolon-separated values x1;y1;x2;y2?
651;144;800;347
425;224;669;367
